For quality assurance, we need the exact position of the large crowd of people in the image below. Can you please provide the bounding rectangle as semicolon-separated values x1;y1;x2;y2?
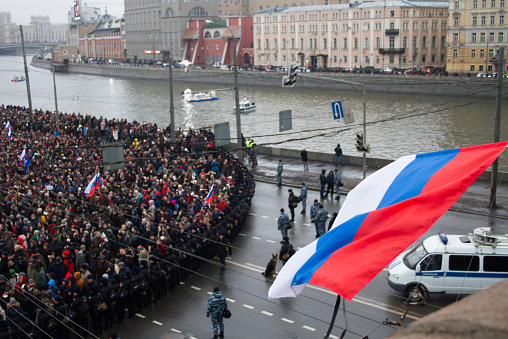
0;104;255;338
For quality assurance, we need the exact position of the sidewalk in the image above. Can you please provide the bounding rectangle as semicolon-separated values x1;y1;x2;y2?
247;152;508;220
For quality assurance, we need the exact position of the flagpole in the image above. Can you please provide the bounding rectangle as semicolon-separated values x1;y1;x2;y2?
323;295;345;339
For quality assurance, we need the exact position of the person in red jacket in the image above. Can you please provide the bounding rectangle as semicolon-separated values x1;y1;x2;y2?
62;250;74;275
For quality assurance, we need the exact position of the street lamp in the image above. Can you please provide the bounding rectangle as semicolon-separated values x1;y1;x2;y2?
205;20;243;163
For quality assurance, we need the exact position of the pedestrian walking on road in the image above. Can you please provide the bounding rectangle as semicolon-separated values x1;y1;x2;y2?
288;189;298;222
334;144;344;166
250;143;257;168
276;160;283;186
206;286;228;339
315;205;329;238
299;183;307;214
301;148;308;171
310;199;319;223
333;169;342;201
277;208;290;240
319;169;327;198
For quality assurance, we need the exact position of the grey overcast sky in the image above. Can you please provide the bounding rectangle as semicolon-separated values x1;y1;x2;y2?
3;0;124;25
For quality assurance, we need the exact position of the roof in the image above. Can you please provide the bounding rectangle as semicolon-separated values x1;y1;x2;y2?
182;27;199;40
222;25;240;39
255;0;448;15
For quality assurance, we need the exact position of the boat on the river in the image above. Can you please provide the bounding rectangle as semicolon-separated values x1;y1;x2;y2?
12;75;25;82
183;89;218;102
238;98;256;112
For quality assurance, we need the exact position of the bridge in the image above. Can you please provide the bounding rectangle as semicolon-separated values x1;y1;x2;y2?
0;42;54;55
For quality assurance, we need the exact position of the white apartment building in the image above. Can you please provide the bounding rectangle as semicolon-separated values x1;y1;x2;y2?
253;1;449;70
0;12;19;43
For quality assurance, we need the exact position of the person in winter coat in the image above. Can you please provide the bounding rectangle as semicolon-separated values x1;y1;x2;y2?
319;169;327;199
325;170;334;198
333;169;342;201
206;286;227;339
299;183;307;214
277;209;290;240
314;205;329;238
276;160;283;186
215;233;230;275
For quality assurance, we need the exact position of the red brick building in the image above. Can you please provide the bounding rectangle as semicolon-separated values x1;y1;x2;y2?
183;18;254;67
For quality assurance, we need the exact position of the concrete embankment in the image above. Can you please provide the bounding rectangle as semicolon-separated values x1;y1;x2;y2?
30;59;499;98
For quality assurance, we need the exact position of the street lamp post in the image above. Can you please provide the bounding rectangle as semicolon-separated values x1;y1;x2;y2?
206;20;243;163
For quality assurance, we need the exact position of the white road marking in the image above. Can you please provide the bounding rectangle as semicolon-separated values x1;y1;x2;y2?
329;335;339;339
281;318;294;324
252;236;261;240
180;282;185;285
152;321;163;326
190;337;198;339
135;314;146;318
243;262;265;270
226;298;236;303
261;311;273;316
239;233;247;236
262;216;269;219
303;223;311;226
266;240;276;243
242;304;254;309
170;328;182;333
207;292;213;295
191;286;201;291
303;325;316;331
249;213;256;216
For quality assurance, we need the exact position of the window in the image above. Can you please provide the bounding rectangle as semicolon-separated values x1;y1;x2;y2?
213;31;221;38
422;55;426;62
376;37;380;48
473;0;478;8
482;0;487;7
420;255;442;271
480;49;485;58
453;33;459;42
403;37;407;48
189;7;208;16
454;16;459;26
390;10;395;17
324;38;327;49
472;32;477;42
481;16;486;25
265;39;269;49
389;37;395;49
413;36;417;47
389;56;394;63
344;38;348;49
283;39;286;49
354;37;358;49
257;39;260;49
166;8;175;17
432;36;436;47
472;16;477;26
454;0;459;9
365;37;369;49
491;16;495;25
274;39;278;49
484;256;508;272
491;0;496;7
204;31;211;38
471;65;476;71
423;36;427;47
333;38;337;49
453;49;457;58
501;15;505;25
471;49;476;58
490;32;495;42
449;255;480;271
500;32;505;42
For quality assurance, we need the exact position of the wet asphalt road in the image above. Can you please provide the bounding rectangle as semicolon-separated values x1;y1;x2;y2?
109;180;508;339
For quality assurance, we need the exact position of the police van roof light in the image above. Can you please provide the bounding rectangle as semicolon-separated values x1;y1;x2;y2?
438;232;448;245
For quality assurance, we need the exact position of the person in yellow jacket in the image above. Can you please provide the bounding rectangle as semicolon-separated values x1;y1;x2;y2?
132;138;139;149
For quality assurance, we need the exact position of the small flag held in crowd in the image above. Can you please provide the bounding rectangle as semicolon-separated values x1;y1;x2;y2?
84;173;103;197
202;184;216;208
17;146;30;173
5;121;11;140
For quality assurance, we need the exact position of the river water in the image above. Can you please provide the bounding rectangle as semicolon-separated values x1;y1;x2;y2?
1;55;507;170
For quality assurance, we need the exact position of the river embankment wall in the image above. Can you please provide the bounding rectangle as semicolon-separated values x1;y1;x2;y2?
31;59;500;98
252;144;508;183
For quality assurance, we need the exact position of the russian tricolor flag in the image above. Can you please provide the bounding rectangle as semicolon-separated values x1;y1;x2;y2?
202;184;216;208
5;121;11;140
84;173;103;198
269;142;508;301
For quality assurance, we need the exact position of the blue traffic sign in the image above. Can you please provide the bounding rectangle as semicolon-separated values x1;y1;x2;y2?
332;100;344;120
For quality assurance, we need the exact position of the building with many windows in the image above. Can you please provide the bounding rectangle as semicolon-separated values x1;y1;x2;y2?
447;0;508;74
253;1;449;70
123;0;219;62
0;12;19;43
79;14;125;60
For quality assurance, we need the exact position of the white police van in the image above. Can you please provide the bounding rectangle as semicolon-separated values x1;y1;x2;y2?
387;227;508;301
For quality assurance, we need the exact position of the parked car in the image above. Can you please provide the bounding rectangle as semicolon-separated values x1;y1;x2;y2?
476;73;487;78
219;64;230;71
326;66;341;72
190;65;203;70
296;67;310;73
314;66;327;72
381;68;393;74
239;63;252;70
213;62;222;68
